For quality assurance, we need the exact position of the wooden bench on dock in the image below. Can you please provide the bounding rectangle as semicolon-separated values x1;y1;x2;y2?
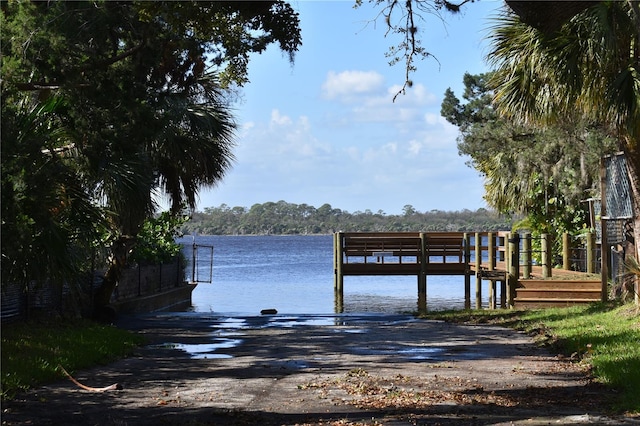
336;232;468;277
340;232;422;276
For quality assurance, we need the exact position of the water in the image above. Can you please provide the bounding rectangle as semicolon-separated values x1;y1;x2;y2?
177;235;496;315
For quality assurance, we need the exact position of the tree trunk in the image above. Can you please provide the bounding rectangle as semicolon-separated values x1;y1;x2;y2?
624;144;640;304
93;236;135;315
505;1;599;35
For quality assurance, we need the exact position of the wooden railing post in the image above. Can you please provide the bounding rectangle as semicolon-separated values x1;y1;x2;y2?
562;232;571;270
488;232;496;309
418;232;427;314
507;233;520;308
334;232;344;292
475;232;482;309
334;232;344;313
463;233;471;310
586;231;596;274
522;232;531;279
600;157;609;302
541;233;552;278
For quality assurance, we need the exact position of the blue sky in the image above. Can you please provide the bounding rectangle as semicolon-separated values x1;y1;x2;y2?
193;0;504;215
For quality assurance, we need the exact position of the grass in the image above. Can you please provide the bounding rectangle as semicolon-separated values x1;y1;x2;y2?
421;302;640;414
1;319;144;400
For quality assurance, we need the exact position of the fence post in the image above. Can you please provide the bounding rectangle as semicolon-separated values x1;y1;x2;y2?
475;232;482;309
176;256;180;287
586;231;596;274
522;232;531;279
563;232;571;270
541;233;552;278
507;233;520;308
191;238;197;283
599;158;609;302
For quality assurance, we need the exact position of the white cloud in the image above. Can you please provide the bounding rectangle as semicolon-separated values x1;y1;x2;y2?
270;109;293;127
321;70;385;100
388;84;438;106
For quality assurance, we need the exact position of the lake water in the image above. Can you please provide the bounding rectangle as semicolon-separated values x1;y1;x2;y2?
177;235;494;315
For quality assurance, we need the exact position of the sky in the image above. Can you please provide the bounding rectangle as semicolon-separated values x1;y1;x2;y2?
191;0;505;215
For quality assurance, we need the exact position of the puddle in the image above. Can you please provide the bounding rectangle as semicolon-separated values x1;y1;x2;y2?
397;346;446;360
258;316;350;328
266;359;310;370
151;338;243;359
335;328;367;334
211;318;249;329
215;330;246;337
351;345;447;361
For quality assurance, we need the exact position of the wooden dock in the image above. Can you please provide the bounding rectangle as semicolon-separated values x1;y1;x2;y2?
333;231;603;312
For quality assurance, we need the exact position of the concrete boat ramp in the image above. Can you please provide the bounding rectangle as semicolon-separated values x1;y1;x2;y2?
3;312;637;425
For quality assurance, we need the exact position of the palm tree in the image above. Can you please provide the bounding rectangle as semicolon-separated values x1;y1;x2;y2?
1;96;107;305
91;73;237;309
487;1;640;261
153;73;236;214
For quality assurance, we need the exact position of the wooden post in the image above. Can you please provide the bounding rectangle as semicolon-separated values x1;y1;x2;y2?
488;232;496;309
600;157;609;302
522;232;531;279
418;232;427;314
586;231;596;274
507;233;520;308
464;233;471;310
334;233;344;292
563;232;571;270
475;232;482;309
541;233;552;279
334;288;344;313
499;232;506;308
599;158;610;302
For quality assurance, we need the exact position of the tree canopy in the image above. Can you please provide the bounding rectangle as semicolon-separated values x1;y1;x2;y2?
183;201;512;235
488;1;639;293
441;72;619;238
1;1;302;309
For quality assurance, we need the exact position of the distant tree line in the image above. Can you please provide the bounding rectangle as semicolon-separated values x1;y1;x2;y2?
181;201;514;235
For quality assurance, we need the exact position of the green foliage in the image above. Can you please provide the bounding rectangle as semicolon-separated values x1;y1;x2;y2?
1;320;143;400
441;72;618;261
487;3;640;256
130;212;188;264
421;303;640;413
182;201;513;235
1;1;301;306
1;96;108;290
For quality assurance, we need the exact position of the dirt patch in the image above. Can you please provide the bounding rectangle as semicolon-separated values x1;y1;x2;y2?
2;313;638;425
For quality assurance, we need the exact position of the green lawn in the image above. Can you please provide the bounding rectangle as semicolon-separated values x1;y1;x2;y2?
421;302;640;414
1;319;144;399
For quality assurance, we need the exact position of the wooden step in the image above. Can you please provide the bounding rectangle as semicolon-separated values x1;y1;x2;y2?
516;288;601;299
518;279;601;290
514;298;600;309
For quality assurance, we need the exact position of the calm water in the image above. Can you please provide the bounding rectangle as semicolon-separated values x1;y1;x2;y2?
177;235;494;315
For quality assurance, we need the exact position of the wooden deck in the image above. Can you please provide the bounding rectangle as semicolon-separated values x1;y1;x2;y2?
333;231;603;311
